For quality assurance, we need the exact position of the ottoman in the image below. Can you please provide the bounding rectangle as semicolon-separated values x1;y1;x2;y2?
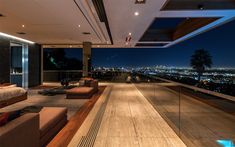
39;107;67;146
66;87;94;99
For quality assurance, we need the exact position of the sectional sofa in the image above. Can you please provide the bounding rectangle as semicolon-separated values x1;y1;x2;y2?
0;107;67;147
66;78;98;99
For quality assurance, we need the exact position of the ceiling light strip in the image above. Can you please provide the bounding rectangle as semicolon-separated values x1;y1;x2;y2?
85;0;108;43
0;32;34;44
73;0;103;43
91;0;113;44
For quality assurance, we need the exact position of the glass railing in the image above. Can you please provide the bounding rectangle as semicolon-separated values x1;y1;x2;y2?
43;70;83;82
43;70;130;83
135;73;235;147
92;71;131;83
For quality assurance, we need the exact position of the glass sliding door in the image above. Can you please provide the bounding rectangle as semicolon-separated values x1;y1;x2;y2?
10;42;28;89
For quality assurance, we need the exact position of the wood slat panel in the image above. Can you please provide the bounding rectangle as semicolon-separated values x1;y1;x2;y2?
173;18;218;40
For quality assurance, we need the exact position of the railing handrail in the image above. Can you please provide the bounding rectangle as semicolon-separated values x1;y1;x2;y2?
142;73;235;102
44;70;83;72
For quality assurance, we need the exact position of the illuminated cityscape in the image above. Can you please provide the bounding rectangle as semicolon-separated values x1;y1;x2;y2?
94;66;235;96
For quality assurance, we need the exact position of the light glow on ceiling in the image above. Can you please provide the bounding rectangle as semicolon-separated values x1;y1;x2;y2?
134;12;139;16
0;32;35;44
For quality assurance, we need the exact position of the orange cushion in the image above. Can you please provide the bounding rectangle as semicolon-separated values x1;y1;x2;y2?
66;87;94;94
39;107;67;137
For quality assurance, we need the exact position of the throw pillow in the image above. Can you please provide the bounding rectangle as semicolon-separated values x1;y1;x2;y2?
0;113;9;126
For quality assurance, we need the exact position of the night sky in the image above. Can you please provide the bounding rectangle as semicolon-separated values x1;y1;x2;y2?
92;19;235;68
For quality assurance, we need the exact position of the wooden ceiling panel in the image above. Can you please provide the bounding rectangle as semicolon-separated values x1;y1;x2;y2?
138;17;219;45
173;17;219;40
162;0;235;10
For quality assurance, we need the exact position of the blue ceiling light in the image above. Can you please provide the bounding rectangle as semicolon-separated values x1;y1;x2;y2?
217;140;235;147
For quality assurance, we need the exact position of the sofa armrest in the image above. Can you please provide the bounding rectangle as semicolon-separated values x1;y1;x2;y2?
0;113;40;147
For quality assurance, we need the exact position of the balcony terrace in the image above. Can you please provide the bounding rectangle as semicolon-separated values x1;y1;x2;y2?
1;0;235;146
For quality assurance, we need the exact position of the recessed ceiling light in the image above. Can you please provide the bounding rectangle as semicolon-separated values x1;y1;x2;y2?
78;25;81;27
16;32;26;35
22;24;25;28
82;32;91;35
198;4;204;10
134;12;139;16
128;32;132;36
135;0;146;4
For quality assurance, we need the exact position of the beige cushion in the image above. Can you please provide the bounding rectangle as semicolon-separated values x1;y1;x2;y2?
0;87;27;101
39;107;67;137
0;84;16;89
66;87;94;95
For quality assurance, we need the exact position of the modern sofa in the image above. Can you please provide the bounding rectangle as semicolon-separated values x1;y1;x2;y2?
66;78;98;99
0;84;27;108
0;107;67;147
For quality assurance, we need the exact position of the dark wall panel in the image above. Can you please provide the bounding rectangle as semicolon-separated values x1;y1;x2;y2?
28;44;41;87
0;36;10;83
0;36;41;87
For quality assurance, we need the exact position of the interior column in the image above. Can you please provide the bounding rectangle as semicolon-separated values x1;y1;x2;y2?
82;42;91;77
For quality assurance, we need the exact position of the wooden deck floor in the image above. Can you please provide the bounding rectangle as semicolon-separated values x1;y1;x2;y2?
69;83;186;147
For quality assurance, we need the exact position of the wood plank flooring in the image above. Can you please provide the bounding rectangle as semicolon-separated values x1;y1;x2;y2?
70;83;186;147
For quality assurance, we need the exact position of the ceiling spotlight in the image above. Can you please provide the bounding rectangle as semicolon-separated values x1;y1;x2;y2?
16;32;26;35
22;24;25;28
78;25;81;27
135;0;146;4
128;32;132;36
82;32;91;35
134;12;139;16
